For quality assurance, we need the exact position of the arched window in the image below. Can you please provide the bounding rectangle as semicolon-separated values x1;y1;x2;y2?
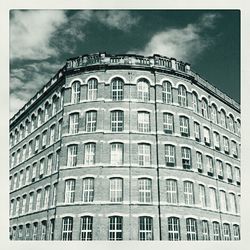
109;216;123;241
52;95;58;116
110;143;123;165
139;216;153;240
111;110;123;132
165;145;176;166
228;114;235;132
236;119;241;135
192;92;199;113
201;98;209;118
37;109;43;127
80;216;93;240
137;79;150;102
82;178;94;202
84;143;96;165
44;102;50;122
223;223;231;240
67;144;78;167
184;181;194;205
186;218;198;240
178;85;187;107
25;119;30;137
201;220;210;240
138;143;151;166
88;78;98;100
166;179;178;204
162;81;172;104
71;81;81;104
220;109;227;128
69;112;79;134
168;217;180;240
138;178;152;203
110;178;123;202
211;104;218;124
219;190;228;212
62;217;73;240
64;179;76;203
86;110;97;132
111;78;124;101
213;221;221;240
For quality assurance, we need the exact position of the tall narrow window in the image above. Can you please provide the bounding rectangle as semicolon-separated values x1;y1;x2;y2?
52;96;58;116
13;174;17;190
22;145;26;162
69;113;79;134
44;186;50;209
86;111;97;132
223;224;231;240
202;220;210;240
28;140;33;157
138;112;150;132
64;179;76;203
32;223;38;240
15;198;20;216
88;78;98;100
192;92;199;113
227;163;233;181
42;130;47;148
223;136;229;153
111;110;123;132
233;225;240;240
220;110;227;128
25;120;30;137
58;119;62;139
25;224;30;240
28;192;34;212
41;221;47;240
184;181;194;205
168;217;180;240
47;154;53;175
213;132;220;150
199;184;207;208
21;195;26;214
82;178;94;202
229;115;235;132
229;193;237;214
181;147;192;169
25;167;30;185
216;160;224;179
67;145;78;167
111;78;124;101
138;144;151;166
52;183;57;206
71;81;81;104
19;170;24;187
35;189;42;211
179;116;189;136
81;216;93;241
178;85;187;107
194;122;200;141
203;127;211;146
162;81;172;104
109;216;123;241
16;149;21;164
139;216;153;240
110;178;123;202
186;218;197;240
235;167;240;184
163;113;174;134
50;125;55;144
206;156;214;175
137;79;150;102
166;179;178;204
209;188;218;210
31;114;36;132
232;141;238;157
62;217;73;240
35;136;40;152
44;103;50;122
37;109;43;127
211;104;218;124
201;98;209;118
165;145;175;166
196;152;203;172
84;143;96;165
32;163;37;182
55;150;60;171
138;178;152;203
110;143;123;165
219;190;228;212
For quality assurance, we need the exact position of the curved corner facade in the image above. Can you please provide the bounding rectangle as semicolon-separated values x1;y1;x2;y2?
9;53;241;241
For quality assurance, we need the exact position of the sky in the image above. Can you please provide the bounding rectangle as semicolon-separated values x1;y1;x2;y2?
9;10;240;118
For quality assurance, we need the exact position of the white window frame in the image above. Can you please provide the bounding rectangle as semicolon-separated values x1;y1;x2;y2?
84;143;96;165
168;217;180;240
162;81;172;104
138;178;152;203
110;143;123;165
166;179;178;204
62;217;73;240
112;78;124;101
111;110;123;132
67;145;78;167
82;178;94;203
178;85;187;107
186;218;197;240
110;178;123;202
81;216;93;241
139;216;153;240
64;179;76;204
71;81;81;104
109;216;123;241
138;144;151;166
138;112;150;132
184;181;194;205
165;145;175;165
69;113;79;134
88;78;98;101
163;113;174;133
137;80;150;102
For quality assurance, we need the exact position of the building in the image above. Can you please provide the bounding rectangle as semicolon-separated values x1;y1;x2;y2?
9;52;241;241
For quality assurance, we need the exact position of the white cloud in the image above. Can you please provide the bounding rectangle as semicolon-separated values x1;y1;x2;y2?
10;10;67;60
130;13;220;62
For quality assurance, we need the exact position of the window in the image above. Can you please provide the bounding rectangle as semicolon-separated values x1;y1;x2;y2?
50;125;55;144
196;152;203;172
178;85;187;107
28;192;34;212
168;217;180;240
47;154;53;175
38;158;44;178
31;114;36;132
202;220;210;240
44;102;50;122
58;119;62;139
219;190;228;212
199;185;207;208
52;183;57;206
232;141;238;157
60;89;64;110
110;143;123;165
229;193;237;214
64;179;76;203
201;98;209;118
41;221;47;240
209;188;218;210
11;153;15;168
85;111;97;132
49;219;55;240
87;78;98;100
223;224;231;240
203;127;211;146
82;178;94;202
19;170;24;187
111;110;123;132
25;167;30;185
138;178;152;203
109;216;123;241
236;120;241;135
213;132;220;150
138;144;151;166
226;163;233;181
138;112;150;132
81;216;93;240
206;156;214;175
32;223;38;240
110;178;123;202
62;217;73;240
15;198;20;216
28;140;33;157
35;135;40;152
192;92;199;113
137;79;150;102
25;120;30;137
37;109;43;127
69;113;79;134
211;104;218;124
179;116;189;136
16;150;20;164
36;189;42;210
216;160;224;178
10;200;14;216
165;145;175;166
67;145;78;167
44;186;50;208
32;163;37;182
186;218;197;240
52;96;58;116
233;225;240;240
223;136;229;153
71;81;81;104
22;145;26;162
13;174;17;190
162;81;173;104
112;78;124;101
220;110;227;128
163;113;174;134
42;130;47;147
229;115;235;132
55;150;60;171
25;224;30;240
194;122;200;141
235;167;240;184
184;181;194;205
139;216;153;240
21;196;27;214
181;147;191;169
166;179;178;204
84;143;96;165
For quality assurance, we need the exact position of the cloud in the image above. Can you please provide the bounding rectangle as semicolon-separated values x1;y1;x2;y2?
130;13;220;62
10;10;67;60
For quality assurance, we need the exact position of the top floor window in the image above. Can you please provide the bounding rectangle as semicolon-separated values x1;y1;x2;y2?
192;92;199;113
31;114;36;132
37;109;43;127
71;81;81;104
201;98;209;118
229;115;235;132
178;85;187;107
162;81;172;104
52;96;58;116
44;102;50;122
211;104;218;124
112;78;124;101
25;120;30;137
137;79;150;102
220;110;227;128
88;78;98;100
138;112;150;132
